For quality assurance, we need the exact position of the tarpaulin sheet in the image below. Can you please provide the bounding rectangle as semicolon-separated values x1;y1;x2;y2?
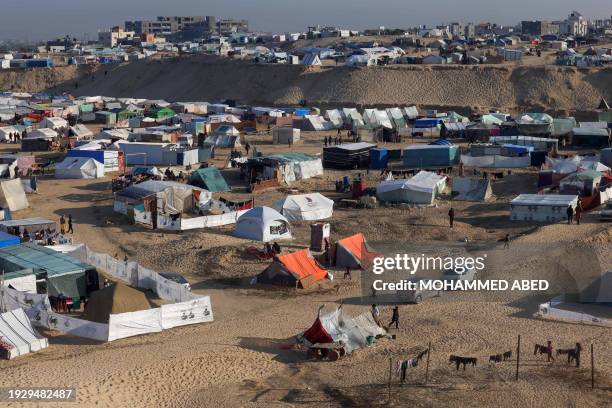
108;308;162;342
160;296;213;329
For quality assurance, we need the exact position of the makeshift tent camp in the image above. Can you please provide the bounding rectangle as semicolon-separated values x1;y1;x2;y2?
559;170;602;195
234;206;292;242
335;233;381;269
0;179;28;211
300;307;385;354
81;282;158;324
376;171;447;205
452;177;492;201
39;117;68;130
274;193;334;221
257;249;328;288
188;167;230;192
0;308;48;360
403;145;458;168
55;157;105;179
323;142;377;169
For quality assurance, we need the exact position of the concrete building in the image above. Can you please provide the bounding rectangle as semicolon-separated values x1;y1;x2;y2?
217;19;249;34
98;27;135;47
560;11;588;37
464;23;475;39
125;16;215;37
521;20;559;36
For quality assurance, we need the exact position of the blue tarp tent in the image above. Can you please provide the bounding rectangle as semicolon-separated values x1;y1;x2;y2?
0;231;19;248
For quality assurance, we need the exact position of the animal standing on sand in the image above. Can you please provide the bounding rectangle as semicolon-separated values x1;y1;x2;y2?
449;355;477;371
534;341;555;362
503;350;512;361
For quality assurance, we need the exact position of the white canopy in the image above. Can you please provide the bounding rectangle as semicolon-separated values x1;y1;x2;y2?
0;308;48;359
0;178;29;211
39;117;68;130
234;206;292;242
377;171;446;195
274;193;334;221
55;157;105;179
26;128;57;140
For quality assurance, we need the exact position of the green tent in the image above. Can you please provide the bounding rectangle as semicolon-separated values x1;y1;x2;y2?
188;167;230;192
147;107;176;120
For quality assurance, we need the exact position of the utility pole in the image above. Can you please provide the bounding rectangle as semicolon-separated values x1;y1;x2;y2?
515;335;521;381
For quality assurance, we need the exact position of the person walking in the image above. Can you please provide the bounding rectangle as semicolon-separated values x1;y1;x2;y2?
448;207;455;228
344;266;352;280
67;214;74;234
371;304;381;326
573;342;582;368
503;234;510;249
575;200;582;225
59;215;66;235
566;205;574;224
389;306;399;329
245;142;251;156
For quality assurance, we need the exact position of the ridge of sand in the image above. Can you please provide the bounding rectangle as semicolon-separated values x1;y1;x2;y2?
0;56;609;113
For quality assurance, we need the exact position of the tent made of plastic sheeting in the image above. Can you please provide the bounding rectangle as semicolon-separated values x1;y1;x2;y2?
302;115;334;131
272;127;300;144
404;106;419;120
55;157;105;179
302;53;322;65
325;109;345;128
545;156;610;174
335;233;382;269
0;230;20;248
481;114;504;126
510;194;578;222
386;107;407;129
255;153;324;184
39;117;68;130
376;171;447;205
96;129;130;140
300;307;385;354
204;134;241;148
0;178;29;211
188;167;230;192
257;249;328;288
559;170;602;195
489;135;558;151
342;108;365;127
552;117;577;137
70;124;93;139
451;177;493;201
0;308;48;360
2;270;36;292
234;206;292;242
572;128;610;149
364;109;393;129
212;124;240;136
579;121;608;129
460;154;531;168
274;193;334;221
0;126;21;141
26;128;57;140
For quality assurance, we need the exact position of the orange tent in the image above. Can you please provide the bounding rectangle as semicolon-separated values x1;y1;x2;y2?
335;233;382;268
257;249;328;288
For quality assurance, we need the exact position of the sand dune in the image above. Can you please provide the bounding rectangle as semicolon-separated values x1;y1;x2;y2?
1;56;610;114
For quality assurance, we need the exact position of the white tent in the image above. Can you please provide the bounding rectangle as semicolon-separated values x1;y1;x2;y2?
204;134;241;148
274;193;334;221
0;126;20;141
39;117;68;130
70;124;93;139
234;206;292;242
325;109;345;128
451;177;492;201
0;178;29;211
342;108;365;127
0;308;48;360
26;128;57;140
302;53;322;65
376;171;446;205
303;115;334;131
212;125;240;136
55;157;105;179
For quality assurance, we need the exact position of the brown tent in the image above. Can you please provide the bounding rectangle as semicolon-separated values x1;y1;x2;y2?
81;282;158;323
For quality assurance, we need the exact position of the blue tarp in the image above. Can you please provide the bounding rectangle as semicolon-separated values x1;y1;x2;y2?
502;144;534;155
0;231;19;248
429;138;452;146
415;118;444;128
67;150;104;163
369;148;389;170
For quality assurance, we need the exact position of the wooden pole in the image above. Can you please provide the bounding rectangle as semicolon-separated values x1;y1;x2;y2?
425;341;432;384
388;357;392;403
591;343;595;390
515;335;521;381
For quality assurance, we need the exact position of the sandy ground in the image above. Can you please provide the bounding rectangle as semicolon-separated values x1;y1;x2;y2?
1;128;611;407
0;56;610;115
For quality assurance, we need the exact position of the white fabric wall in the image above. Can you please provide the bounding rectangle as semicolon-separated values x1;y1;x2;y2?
461;155;531;168
108;308;162;342
3;274;37;293
160;296;213;329
180;210;248;230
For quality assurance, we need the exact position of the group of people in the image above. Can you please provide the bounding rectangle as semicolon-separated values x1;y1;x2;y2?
59;214;74;235
4;131;25;144
164;167;185;182
263;241;282;257
566;199;583;225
